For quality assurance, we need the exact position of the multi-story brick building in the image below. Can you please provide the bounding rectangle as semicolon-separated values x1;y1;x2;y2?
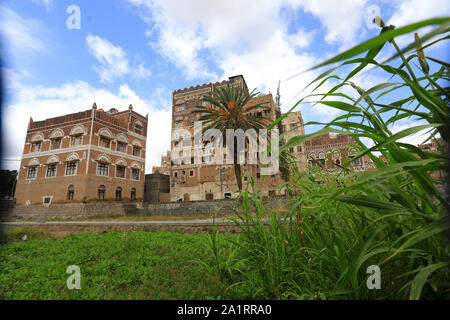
304;133;373;173
15;103;148;205
280;111;307;169
166;75;305;201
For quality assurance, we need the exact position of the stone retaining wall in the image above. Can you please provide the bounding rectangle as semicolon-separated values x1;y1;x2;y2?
7;203;133;220
3;196;290;220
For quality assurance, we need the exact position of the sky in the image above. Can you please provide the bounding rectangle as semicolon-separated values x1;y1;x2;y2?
1;0;449;173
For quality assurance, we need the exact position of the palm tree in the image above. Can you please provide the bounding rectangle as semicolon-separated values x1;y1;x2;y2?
192;84;270;191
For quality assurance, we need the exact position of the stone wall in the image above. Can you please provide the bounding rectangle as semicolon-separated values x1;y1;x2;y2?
7;203;134;220
4;195;289;220
143;195;288;216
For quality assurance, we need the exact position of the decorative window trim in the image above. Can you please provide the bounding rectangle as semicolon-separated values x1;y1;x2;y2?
70;125;86;136
96;154;111;164
50;129;64;139
115;133;128;144
98;128;113;139
27;158;40;167
46;155;60;164
66;152;80;162
30;133;44;143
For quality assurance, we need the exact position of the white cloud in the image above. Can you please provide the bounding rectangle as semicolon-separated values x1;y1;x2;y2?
0;5;48;55
25;0;53;11
86;35;130;83
1;77;171;173
86;35;152;83
292;0;369;48
387;0;450;49
124;0;381;113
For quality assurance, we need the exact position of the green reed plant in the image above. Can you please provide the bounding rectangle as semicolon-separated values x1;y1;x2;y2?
207;16;449;300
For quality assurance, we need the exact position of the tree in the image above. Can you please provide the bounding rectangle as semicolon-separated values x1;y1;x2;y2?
193;84;270;191
0;170;18;198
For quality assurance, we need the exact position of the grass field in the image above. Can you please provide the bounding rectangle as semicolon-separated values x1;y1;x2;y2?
0;230;236;300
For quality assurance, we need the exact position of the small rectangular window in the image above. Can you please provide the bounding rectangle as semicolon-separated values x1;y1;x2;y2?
27;166;37;179
43;196;52;204
51;139;61;150
31;142;41;152
117;142;126;153
46;164;57;177
71;135;82;146
100;137;110;149
65;162;77;175
116;166;126;178
97;163;109;176
133;146;140;157
132;168;140;180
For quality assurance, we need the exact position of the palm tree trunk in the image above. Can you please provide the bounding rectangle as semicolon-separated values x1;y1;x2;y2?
233;148;243;190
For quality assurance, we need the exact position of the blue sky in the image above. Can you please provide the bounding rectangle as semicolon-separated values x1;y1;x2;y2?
1;0;449;172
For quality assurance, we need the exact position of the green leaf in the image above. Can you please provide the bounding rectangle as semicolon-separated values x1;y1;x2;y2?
409;262;449;300
336;195;409;212
304;17;450;72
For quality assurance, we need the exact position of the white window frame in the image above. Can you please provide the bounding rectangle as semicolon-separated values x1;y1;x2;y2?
96;162;110;176
70;135;83;147
26;166;38;180
46;163;58;178
131;168;140;181
65;161;78;176
115;165;127;179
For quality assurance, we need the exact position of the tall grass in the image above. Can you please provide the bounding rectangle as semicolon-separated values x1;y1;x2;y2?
207;17;449;299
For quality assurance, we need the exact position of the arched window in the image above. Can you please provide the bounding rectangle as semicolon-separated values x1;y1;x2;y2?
115;187;122;201
98;185;105;200
130;188;136;201
67;185;74;200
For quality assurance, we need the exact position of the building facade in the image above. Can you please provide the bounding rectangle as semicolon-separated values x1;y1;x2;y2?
304;133;373;173
167;75;304;201
280;111;307;170
15;104;148;205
